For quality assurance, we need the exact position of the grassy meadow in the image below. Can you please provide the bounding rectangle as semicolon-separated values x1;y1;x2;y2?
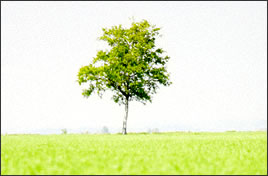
1;131;267;175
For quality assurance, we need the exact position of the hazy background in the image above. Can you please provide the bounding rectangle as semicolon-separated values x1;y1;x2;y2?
1;2;267;134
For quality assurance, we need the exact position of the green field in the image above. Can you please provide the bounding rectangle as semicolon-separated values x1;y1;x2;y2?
1;131;267;175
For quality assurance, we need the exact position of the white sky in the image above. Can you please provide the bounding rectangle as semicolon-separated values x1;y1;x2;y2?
1;1;267;134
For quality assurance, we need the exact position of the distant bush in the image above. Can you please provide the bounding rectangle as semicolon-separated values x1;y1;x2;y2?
61;129;67;135
101;126;110;134
147;128;160;134
151;128;160;133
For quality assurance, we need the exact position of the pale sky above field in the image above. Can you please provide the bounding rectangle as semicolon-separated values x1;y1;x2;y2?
1;1;267;134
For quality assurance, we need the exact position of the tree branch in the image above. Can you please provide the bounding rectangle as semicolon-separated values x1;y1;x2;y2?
107;77;127;97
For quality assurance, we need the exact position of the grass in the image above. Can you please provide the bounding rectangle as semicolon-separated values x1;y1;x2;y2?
1;131;267;175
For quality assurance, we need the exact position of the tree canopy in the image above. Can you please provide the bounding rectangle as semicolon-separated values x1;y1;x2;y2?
77;19;171;106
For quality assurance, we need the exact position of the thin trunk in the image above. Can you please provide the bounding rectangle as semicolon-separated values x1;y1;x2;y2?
122;98;129;135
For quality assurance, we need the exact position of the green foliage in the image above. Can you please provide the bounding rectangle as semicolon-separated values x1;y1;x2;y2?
77;20;171;105
61;129;67;135
1;132;267;175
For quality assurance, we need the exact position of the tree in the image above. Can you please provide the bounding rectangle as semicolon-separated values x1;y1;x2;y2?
61;128;67;135
101;126;110;134
77;19;171;135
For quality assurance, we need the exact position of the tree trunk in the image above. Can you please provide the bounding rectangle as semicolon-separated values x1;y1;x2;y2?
122;98;129;135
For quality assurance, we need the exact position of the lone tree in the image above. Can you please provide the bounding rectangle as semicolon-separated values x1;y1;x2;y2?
77;20;171;135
